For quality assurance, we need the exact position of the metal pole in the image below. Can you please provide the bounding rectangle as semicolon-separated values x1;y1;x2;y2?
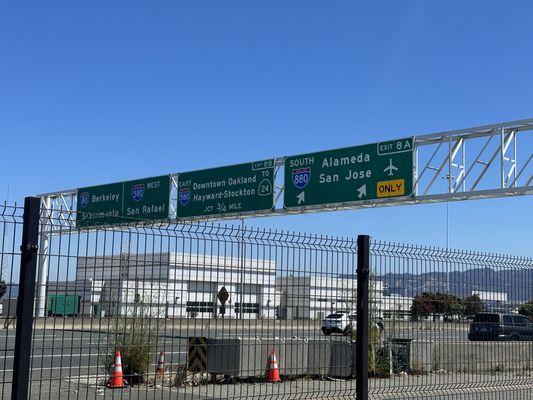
356;235;370;400
500;127;505;188
239;219;245;320
35;195;50;317
12;197;41;400
446;201;450;293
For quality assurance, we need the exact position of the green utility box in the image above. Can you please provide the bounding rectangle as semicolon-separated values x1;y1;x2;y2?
47;295;81;316
92;303;101;317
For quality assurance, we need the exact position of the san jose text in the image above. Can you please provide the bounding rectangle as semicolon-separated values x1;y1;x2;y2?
288;152;372;184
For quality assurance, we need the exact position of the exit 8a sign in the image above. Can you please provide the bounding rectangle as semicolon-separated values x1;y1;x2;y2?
284;138;414;209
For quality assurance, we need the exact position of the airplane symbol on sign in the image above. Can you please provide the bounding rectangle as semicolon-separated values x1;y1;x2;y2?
383;158;398;176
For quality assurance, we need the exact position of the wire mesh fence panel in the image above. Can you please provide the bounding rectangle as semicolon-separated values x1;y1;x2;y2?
23;208;363;400
369;240;533;399
0;204;23;400
3;202;533;399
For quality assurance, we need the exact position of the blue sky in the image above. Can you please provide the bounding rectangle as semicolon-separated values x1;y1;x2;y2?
1;1;532;255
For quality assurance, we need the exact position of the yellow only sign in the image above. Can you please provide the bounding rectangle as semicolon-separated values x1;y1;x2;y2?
376;179;405;198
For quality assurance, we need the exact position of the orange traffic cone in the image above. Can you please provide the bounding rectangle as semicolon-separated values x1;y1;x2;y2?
156;351;165;377
107;350;127;388
267;348;281;382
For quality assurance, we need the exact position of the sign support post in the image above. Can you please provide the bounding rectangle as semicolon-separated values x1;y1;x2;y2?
238;219;245;319
12;197;41;400
356;234;370;400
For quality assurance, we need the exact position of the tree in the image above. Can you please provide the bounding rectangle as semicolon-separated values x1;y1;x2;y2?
518;301;533;320
0;279;6;299
447;295;466;319
411;293;434;320
431;293;447;315
463;294;484;318
432;293;464;320
411;292;468;321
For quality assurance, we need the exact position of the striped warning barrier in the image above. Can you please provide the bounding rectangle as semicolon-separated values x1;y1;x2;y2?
188;337;207;372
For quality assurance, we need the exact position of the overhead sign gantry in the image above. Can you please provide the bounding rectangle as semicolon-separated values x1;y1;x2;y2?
37;118;533;229
33;117;533;318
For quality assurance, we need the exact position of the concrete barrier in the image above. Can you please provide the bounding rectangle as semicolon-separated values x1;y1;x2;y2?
409;340;434;372
206;338;240;375
433;341;533;373
203;337;354;378
203;338;533;378
241;338;308;377
308;340;353;377
205;337;309;378
410;340;533;373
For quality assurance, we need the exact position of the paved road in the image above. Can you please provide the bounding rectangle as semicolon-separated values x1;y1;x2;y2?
0;326;530;400
0;325;467;383
0;329;188;383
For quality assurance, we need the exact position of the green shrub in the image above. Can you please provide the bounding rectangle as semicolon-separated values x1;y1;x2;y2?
172;363;189;387
518;301;533;319
351;322;385;376
101;318;157;385
373;345;391;378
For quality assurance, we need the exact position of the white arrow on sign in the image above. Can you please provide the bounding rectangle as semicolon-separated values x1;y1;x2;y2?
297;192;305;204
357;184;367;199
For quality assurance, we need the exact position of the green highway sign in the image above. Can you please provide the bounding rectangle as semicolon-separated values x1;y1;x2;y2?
76;182;123;226
284;138;414;209
77;175;170;227
177;160;275;218
123;177;170;220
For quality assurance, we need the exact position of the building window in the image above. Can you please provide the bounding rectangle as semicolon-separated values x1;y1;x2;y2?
186;301;213;313
235;303;259;314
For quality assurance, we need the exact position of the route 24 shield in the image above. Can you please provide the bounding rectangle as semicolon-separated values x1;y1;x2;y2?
292;167;311;189
131;184;145;202
179;187;191;206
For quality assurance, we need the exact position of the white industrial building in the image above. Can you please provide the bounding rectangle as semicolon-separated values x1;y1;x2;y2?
276;276;412;320
472;290;513;313
277;276;361;320
68;251;413;320
378;294;413;320
75;252;277;319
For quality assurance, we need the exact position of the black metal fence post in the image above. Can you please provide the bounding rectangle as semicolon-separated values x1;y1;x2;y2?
12;197;41;400
356;234;370;400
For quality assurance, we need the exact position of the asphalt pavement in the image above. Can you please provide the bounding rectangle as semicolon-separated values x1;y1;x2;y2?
0;324;468;382
0;324;511;400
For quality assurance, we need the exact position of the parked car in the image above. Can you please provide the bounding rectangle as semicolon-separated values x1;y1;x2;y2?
321;312;354;336
468;313;533;341
321;312;384;336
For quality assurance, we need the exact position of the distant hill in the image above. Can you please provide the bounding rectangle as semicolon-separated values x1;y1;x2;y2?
380;268;533;302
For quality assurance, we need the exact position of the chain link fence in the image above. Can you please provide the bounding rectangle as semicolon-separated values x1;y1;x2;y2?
0;200;532;399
